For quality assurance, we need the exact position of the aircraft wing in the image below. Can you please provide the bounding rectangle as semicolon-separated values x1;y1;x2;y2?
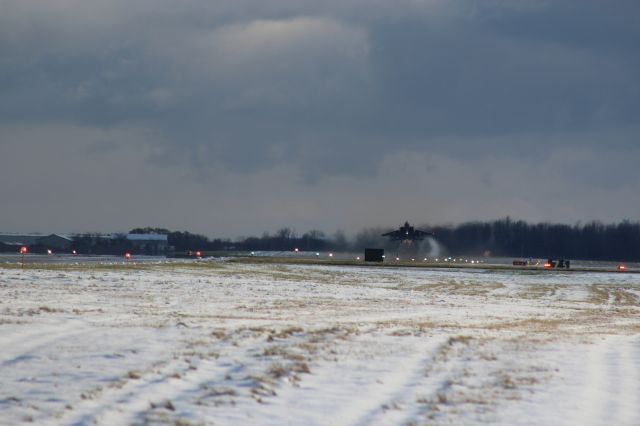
413;229;434;238
381;230;402;238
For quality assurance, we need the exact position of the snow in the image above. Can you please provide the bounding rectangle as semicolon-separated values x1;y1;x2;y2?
0;260;639;425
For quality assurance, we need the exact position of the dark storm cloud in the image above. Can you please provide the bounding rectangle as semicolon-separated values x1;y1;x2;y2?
1;0;639;236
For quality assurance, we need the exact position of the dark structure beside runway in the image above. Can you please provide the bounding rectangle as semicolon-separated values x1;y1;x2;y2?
365;248;384;262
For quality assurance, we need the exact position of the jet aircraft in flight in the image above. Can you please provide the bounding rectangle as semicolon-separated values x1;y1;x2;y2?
382;222;433;244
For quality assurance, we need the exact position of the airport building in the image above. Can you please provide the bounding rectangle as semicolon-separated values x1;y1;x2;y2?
0;233;73;252
0;232;170;255
124;233;169;255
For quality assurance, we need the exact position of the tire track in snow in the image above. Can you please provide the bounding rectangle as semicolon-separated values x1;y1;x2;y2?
0;320;91;368
350;337;450;426
60;356;232;425
573;335;640;426
261;335;448;426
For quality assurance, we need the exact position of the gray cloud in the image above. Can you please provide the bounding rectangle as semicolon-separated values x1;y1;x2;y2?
1;0;639;236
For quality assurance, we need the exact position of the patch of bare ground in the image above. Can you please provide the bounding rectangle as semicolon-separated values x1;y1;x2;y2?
587;285;639;306
375;319;460;331
418;280;505;296
484;317;566;332
516;284;562;299
588;285;612;305
233;264;341;284
611;288;639;306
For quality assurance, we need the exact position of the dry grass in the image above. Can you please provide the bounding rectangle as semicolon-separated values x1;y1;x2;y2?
517;285;560;299
447;335;473;345
588;285;639;307
267;361;310;379
262;346;306;361
127;370;142;380
272;326;304;339
493;318;562;331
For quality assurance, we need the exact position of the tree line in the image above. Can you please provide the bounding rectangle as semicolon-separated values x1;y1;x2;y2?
427;218;640;261
129;218;640;261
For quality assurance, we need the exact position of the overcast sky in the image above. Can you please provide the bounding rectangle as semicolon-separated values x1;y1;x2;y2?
1;0;639;238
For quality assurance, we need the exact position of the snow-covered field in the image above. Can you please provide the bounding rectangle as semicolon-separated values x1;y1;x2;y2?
1;260;639;425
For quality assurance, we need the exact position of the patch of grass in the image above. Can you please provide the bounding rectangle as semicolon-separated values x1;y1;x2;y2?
500;374;517;389
267;363;288;379
272;326;304;339
588;286;611;305
262;346;306;361
199;385;237;397
612;289;639;306
38;305;63;313
149;399;175;411
127;370;142;379
210;330;227;339
485;318;565;332
291;361;311;374
448;335;473;345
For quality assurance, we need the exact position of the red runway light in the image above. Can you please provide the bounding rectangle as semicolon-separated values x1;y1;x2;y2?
618;264;626;271
125;252;132;260
544;263;552;268
20;246;27;255
196;251;202;257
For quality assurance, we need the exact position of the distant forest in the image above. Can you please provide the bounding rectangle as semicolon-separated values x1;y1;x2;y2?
130;218;640;261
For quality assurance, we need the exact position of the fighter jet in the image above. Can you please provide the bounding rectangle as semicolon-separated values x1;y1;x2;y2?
382;222;433;243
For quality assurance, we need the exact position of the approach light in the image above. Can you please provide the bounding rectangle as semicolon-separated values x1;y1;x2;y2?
72;250;77;255
251;251;255;256
294;248;299;252
47;249;52;255
396;257;400;261
329;253;333;257
356;256;360;260
316;252;320;256
411;258;415;262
